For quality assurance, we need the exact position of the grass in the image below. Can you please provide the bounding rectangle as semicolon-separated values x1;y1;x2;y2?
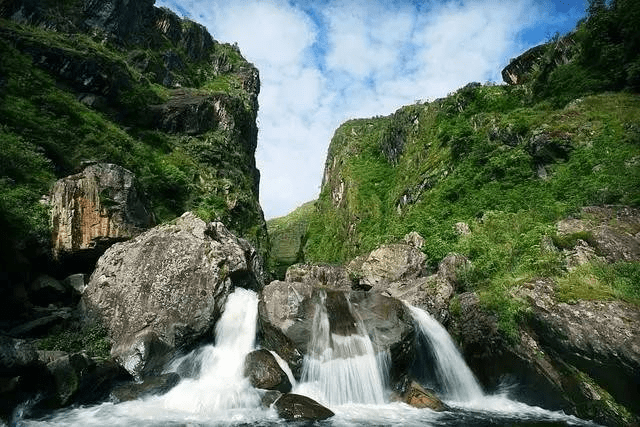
296;86;640;339
0;16;267;265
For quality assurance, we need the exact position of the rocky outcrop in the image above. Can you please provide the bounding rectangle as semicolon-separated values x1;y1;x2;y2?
243;349;292;393
83;212;263;378
556;206;640;264
381;253;470;325
451;282;640;426
351;243;428;292
285;264;352;290
501;36;575;85
258;280;415;383
519;280;640;418
50;163;153;265
273;393;334;421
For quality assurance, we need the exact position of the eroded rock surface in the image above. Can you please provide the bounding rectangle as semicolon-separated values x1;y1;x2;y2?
50;163;153;262
83;212;263;378
285;264;352;290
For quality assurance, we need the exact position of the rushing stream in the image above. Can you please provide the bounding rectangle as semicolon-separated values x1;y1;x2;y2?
15;288;599;427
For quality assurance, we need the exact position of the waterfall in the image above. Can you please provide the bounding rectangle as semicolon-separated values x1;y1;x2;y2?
161;287;262;413
408;305;484;402
299;290;388;405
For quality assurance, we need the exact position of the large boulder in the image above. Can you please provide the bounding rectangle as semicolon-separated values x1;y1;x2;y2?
50;163;154;265
556;206;640;263
274;393;334;421
285;264;352;290
382;253;470;325
258;281;415;383
243;349;291;393
83;212;263;378
519;280;640;418
355;243;428;292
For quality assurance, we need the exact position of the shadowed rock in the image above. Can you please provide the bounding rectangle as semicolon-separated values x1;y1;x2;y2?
244;349;291;393
274;393;334;421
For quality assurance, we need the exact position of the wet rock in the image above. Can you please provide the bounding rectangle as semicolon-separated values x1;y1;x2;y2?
243;349;291;393
258;281;415;384
402;380;445;411
285;264;352;290
519;281;640;416
44;353;130;408
0;336;51;422
382;253;470;325
83;212;263;378
7;309;72;338
274;393;334;421
63;273;88;295
261;390;282;408
110;372;180;402
50;163;154;265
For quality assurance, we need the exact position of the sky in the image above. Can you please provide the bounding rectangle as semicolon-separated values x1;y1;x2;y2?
155;0;588;219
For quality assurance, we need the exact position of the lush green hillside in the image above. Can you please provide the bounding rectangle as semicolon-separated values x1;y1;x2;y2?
0;2;267;276
271;0;640;337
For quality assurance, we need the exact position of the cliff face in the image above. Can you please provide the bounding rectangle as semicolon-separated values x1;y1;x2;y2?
272;4;640;424
0;0;267;281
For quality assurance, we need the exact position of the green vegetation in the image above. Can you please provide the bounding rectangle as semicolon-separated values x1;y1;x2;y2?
290;1;640;339
38;322;111;359
267;201;316;279
0;11;267;270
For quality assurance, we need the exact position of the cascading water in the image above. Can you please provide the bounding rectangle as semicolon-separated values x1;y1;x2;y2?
298;290;388;405
16;288;599;426
160;287;262;413
408;305;483;402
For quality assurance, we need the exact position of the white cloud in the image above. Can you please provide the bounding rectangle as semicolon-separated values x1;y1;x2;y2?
156;0;585;219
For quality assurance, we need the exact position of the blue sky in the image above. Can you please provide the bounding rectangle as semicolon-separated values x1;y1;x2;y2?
155;0;588;219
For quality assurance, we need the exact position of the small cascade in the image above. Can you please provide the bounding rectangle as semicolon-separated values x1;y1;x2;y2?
409;305;484;402
300;290;388;405
161;287;261;413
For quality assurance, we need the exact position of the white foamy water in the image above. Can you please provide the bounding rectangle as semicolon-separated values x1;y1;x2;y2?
409;305;484;402
16;289;600;427
299;290;388;405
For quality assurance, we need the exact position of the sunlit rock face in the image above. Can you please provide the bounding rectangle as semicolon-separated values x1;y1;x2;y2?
83;212;263;378
50;163;154;263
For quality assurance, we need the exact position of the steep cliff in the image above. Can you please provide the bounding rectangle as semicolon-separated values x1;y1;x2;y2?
272;3;640;424
0;0;268;314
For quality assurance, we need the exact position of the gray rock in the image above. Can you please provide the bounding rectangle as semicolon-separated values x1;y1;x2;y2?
63;273;88;295
519;281;640;416
243;349;291;393
285;264;352;290
258;281;414;384
261;390;282;408
274;393;334;421
403;231;426;249
358;243;428;292
110;372;180;402
83;212;263;378
45;353;131;408
382;253;470;325
50;163;154;262
83;0;155;43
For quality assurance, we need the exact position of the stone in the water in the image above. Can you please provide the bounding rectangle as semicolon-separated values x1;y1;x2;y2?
243;349;292;393
274;393;334;421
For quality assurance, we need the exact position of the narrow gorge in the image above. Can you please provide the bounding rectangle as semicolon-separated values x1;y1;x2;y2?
1;0;639;426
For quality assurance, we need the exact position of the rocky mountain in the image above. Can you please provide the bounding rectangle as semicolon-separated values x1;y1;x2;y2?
0;0;268;316
267;2;640;425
